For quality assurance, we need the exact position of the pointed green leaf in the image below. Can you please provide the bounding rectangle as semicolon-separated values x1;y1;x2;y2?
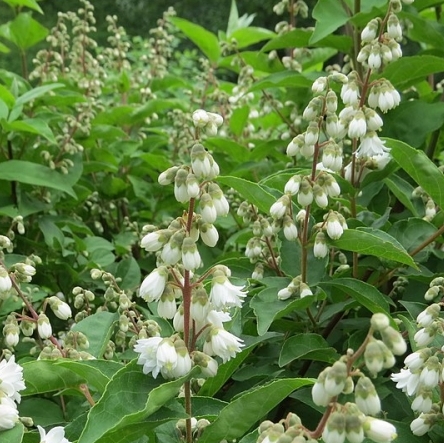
310;0;349;44
381;55;444;90
55;360;124;393
384;174;419;216
72;311;119;358
330;227;417;269
217;176;276;214
2;0;43;13
77;360;199;443
226;0;239;36
170;17;220;62
0;160;77;197
22;360;85;396
0;423;24;443
6;12;48;49
199;378;314;443
279;333;339;366
4;118;56;143
15;83;64;107
320;278;391;314
386;138;444;209
230;27;276;49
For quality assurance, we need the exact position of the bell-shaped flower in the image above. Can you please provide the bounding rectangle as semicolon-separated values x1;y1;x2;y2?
203;327;244;363
210;270;247;309
139;266;168;302
182;237;202;271
134;336;163;377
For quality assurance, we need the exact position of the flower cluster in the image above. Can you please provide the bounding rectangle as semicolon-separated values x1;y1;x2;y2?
391;279;444;436
134;111;245;380
0;355;25;431
308;313;404;443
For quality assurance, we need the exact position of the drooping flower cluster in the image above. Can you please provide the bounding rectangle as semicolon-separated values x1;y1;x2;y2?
255;316;402;443
134;111;245;380
308;313;404;443
391;277;444;436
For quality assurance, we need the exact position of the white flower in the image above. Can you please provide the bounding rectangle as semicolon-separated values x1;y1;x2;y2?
181;238;201;271
312;76;327;93
361;19;378;42
341;82;360;106
200;223;219;247
311;380;331;406
391;368;420;396
270;195;290;219
368;45;382;69
160;241;182;265
0;266;12;293
157;339;178;377
173;307;184;332
158;166;179;186
417;304;440;328
419;356;440;388
141;230;170;252
48;296;72;320
284;175;301;195
192;109;210;127
277;287;293;301
410;414;431;436
356;132;390;158
209;272;247;309
203;328;244;363
0;355;26;403
411;388;433;413
404;350;429;371
326;215;344;240
171;349;192;378
348;110;367;139
414;327;436;347
157;296;177;319
139;267;168;302
200;193;217;224
0;402;19;431
37;425;71;443
355;376;381;415
37;313;52;339
314;232;328;258
134;336;163;377
387;14;402;40
363;418;397;443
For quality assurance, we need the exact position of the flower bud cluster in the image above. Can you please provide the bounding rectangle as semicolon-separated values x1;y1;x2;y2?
391;299;444;434
277;275;313;301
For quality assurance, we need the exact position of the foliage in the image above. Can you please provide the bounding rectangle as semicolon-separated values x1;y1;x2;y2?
0;0;444;442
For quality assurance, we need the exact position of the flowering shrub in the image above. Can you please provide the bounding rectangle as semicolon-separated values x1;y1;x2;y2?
0;0;444;442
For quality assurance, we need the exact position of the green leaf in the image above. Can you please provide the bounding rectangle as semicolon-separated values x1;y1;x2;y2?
55;360;124;393
262;29;311;52
2;0;43;13
310;0;349;44
199;333;281;397
1;12;48;50
330;227;417;269
381;55;444;90
0;160;77;197
170;17;220;62
386;138;444;208
72;311;119;358
230;27;276;49
115;257;141;290
77;361;199;443
22;360;85;396
228;106;250;137
18;398;65;427
320;278;391;314
15;83;64;107
384;174;419;216
206;138;250;163
250;278;316;335
0;423;24;443
388;218;437;262
249;71;313;91
198;378;314;443
279;333;339;366
4;118;56;143
402;11;444;49
217;176;276;214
